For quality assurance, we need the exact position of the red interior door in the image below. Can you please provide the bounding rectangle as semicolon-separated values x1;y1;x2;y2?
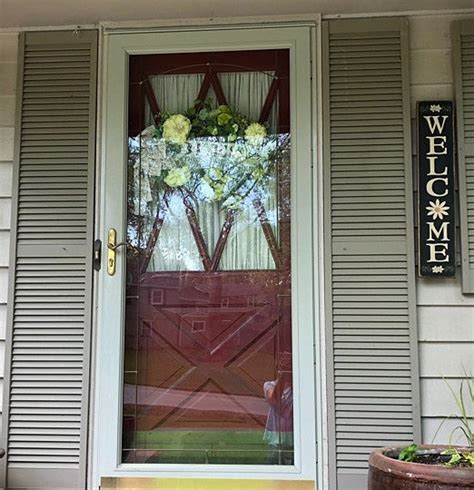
122;49;293;466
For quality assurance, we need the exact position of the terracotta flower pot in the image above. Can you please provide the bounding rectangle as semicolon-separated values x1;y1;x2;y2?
369;445;474;490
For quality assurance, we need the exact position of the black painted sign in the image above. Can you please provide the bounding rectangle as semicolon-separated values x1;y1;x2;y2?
418;101;455;277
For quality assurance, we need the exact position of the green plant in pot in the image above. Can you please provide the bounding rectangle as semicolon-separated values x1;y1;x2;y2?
368;374;474;489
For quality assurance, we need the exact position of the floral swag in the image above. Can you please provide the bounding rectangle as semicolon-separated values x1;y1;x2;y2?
135;100;287;212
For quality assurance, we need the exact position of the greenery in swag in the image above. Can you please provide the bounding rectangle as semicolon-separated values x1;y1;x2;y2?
141;98;283;211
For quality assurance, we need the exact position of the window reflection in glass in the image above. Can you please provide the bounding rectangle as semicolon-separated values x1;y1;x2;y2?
122;51;293;466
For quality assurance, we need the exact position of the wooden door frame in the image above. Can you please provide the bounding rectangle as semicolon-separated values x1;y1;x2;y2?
93;20;319;488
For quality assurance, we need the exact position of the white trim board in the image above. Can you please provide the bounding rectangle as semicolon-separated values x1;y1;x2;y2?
314;19;329;490
322;8;474;19
1;8;474;32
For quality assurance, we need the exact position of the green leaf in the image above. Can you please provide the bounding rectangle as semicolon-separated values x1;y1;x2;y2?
442;448;467;467
217;113;232;126
448;452;462;466
463;452;474;466
218;105;231;114
398;443;417;462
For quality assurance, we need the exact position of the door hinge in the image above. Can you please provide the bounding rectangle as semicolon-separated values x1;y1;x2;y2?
93;238;102;271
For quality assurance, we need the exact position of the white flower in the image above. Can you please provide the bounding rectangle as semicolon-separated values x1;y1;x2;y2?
430;104;442;113
162;114;192;145
164;166;191;187
244;122;267;145
432;265;445;273
141;125;156;138
426;199;450;220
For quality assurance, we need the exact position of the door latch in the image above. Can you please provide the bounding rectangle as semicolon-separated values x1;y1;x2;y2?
107;228;129;275
107;228;118;275
93;239;102;271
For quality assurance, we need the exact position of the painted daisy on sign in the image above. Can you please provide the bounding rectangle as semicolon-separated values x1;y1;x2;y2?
426;199;450;220
431;265;445;274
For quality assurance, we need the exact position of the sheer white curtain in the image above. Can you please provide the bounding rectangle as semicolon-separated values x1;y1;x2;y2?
141;71;279;271
144;72;277;130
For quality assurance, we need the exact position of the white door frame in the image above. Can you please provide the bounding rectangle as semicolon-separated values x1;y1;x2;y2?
92;20;321;487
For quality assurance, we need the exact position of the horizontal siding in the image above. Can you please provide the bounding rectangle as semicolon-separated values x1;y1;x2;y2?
410;14;474;445
410;48;453;86
0;128;14;161
0;96;16;127
419;342;474;377
423;417;472;445
0;62;16;96
421;378;474;416
0;198;11;230
418;305;474;340
0;233;10;267
0;162;13;197
0;305;6;338
0;32;17;437
410;15;456;50
417;276;474;305
410;83;453;112
0;34;19;63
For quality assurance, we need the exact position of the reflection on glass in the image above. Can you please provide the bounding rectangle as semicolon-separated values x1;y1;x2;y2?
122;51;293;465
264;352;293;465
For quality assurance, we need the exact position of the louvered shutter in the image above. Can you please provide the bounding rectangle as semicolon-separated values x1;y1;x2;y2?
322;18;420;490
453;20;474;294
0;31;97;489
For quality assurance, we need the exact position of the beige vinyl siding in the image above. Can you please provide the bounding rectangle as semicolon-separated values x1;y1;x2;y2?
0;32;18;436
410;14;474;444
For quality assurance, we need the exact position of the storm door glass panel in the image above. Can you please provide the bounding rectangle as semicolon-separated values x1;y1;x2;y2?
123;50;293;465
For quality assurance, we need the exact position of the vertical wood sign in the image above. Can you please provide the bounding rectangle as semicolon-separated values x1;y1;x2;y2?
418;101;455;277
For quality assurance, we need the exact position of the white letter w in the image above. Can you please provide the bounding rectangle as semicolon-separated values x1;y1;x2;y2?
423;115;448;134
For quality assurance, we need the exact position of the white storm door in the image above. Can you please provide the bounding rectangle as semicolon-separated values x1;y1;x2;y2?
95;23;317;485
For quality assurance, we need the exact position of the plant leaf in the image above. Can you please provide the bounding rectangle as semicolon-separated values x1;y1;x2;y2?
398;443;417;462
